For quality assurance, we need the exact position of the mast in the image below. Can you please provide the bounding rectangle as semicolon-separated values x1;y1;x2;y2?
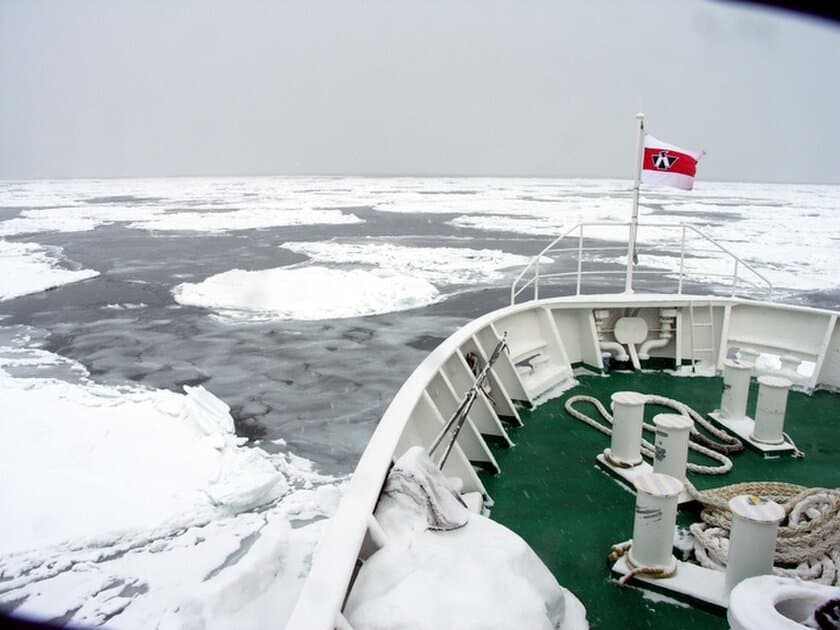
625;112;645;293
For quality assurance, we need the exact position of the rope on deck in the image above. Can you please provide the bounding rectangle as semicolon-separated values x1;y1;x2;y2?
608;541;677;586
569;393;840;585
689;483;840;585
564;394;739;475
610;483;840;587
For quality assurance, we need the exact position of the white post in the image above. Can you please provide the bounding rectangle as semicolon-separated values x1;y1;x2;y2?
721;359;753;421
628;472;684;573
576;224;584;295
731;259;739;297
725;495;785;594
752;376;792;444
653;413;693;482
677;224;686;294
608;391;647;466
625;112;645;294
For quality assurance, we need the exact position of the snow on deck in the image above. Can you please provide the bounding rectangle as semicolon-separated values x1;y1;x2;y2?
344;448;588;630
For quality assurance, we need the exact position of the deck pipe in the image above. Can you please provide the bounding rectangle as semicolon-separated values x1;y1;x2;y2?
638;308;678;360
594;309;630;363
725;495;785;595
751;376;793;445
721;359;754;421
628;472;684;573
652;413;693;482
609;391;647;466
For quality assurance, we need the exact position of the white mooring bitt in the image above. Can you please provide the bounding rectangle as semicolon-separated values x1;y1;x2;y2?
752;376;793;445
652;413;693;482
629;472;684;573
609;391;647;466
721;359;753;421
724;495;785;595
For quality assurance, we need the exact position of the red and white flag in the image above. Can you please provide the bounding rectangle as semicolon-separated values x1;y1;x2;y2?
641;134;704;191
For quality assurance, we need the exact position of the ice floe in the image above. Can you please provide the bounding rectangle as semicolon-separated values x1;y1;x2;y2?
0;240;99;301
129;207;362;233
443;182;840;294
0;204;361;237
0;333;340;627
172;240;534;321
0;206;147;237
173;266;441;321
281;240;533;285
375;192;625;218
0;366;282;553
1;490;339;629
102;302;148;311
3;176;839;295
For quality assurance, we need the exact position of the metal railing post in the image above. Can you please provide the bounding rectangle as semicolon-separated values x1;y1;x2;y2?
678;224;686;295
731;259;739;297
507;221;773;303
576;224;584;295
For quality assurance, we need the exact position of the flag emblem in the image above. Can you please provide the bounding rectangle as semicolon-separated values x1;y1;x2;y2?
641;134;704;190
652;151;678;170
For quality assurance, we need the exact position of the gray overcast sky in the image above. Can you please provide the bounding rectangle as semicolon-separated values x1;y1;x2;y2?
1;1;838;182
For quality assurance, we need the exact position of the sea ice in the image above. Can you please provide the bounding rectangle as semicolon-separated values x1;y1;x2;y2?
0;336;340;628
3;177;838;296
1;495;336;629
0;372;283;553
280;240;533;285
129;207;362;233
172;266;441;320
444;181;840;295
0;204;362;237
0;240;98;301
0;206;148;237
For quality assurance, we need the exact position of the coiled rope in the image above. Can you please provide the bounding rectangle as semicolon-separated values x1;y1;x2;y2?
571;394;840;585
564;394;743;475
689;483;840;585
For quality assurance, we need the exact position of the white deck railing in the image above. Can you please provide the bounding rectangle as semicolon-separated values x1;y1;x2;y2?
510;222;774;304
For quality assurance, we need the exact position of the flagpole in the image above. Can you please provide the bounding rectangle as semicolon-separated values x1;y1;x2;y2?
625;112;645;294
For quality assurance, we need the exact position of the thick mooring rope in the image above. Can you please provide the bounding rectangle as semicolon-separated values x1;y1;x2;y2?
689;483;840;585
608;541;677;585
610;482;840;586
571;394;840;585
564;394;741;475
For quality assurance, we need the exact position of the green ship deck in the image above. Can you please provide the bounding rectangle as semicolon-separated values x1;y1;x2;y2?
479;370;840;630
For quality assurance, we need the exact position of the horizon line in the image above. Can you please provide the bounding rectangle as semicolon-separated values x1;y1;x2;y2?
1;172;838;186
